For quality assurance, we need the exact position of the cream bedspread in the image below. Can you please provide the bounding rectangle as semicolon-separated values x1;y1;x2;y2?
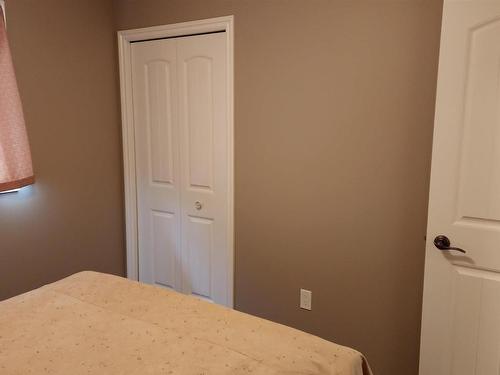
0;271;372;375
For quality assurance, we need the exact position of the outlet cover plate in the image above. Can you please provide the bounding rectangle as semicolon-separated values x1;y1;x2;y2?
300;289;312;310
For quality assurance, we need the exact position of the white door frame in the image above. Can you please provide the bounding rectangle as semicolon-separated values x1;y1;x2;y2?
117;16;234;307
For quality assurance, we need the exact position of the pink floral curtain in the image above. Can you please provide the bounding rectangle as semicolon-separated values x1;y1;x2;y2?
0;6;34;192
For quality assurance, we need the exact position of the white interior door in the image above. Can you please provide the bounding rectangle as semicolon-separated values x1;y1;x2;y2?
130;32;231;306
420;1;500;374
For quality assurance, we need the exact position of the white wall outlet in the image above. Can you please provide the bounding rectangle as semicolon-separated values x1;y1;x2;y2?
300;289;312;310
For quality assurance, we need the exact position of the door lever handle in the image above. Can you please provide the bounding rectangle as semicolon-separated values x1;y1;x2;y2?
433;235;466;254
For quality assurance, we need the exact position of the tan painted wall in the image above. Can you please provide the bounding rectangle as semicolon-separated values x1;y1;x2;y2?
0;0;125;299
0;0;443;374
114;1;443;374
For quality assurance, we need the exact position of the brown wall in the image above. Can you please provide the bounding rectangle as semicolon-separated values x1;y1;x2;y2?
0;0;125;299
114;1;442;374
0;1;443;374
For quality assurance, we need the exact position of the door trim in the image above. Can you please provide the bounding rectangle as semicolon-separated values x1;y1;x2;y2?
117;16;235;307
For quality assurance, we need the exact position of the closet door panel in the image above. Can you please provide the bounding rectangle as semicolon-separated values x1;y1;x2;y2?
177;33;229;304
131;39;181;290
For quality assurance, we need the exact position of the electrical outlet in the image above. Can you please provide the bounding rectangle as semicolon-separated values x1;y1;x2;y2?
300;289;312;310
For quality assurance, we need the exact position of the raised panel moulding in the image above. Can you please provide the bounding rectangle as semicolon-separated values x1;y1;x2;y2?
186;56;213;189
151;210;176;288
188;215;213;298
145;60;174;184
457;18;500;222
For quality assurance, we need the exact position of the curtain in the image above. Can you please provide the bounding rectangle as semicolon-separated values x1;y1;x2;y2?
0;6;34;192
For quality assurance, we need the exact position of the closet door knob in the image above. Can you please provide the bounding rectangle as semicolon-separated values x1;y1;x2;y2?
194;201;202;210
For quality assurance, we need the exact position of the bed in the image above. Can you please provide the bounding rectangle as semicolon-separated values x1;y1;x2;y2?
0;271;372;374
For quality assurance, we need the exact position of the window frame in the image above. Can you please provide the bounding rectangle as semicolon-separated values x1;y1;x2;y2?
0;1;5;22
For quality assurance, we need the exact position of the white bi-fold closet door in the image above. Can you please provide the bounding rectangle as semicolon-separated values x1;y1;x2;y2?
130;32;230;306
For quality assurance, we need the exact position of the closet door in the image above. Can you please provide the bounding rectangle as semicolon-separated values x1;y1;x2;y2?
131;39;181;290
177;33;229;304
130;32;230;306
